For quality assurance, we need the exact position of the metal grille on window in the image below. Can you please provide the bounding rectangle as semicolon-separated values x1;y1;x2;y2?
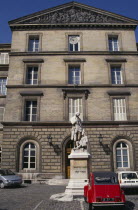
0;53;9;64
111;66;123;84
113;98;127;121
68;35;80;51
69;98;83;120
26;67;38;85
23;143;36;169
116;142;129;168
28;37;39;52
0;78;7;95
108;36;119;51
25;101;37;121
68;66;81;85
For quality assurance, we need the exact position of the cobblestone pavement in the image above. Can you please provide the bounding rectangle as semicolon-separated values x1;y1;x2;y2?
0;184;137;210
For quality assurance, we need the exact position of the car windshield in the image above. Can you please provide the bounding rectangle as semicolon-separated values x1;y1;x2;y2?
0;169;15;176
122;173;138;179
95;176;118;184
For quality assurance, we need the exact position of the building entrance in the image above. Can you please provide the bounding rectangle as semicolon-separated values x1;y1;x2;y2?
65;140;74;179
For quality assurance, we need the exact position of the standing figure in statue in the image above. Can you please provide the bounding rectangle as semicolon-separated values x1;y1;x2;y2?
70;112;83;148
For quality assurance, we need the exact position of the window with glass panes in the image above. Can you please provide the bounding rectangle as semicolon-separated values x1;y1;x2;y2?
25;101;37;121
111;66;123;84
28;36;39;52
108;36;119;51
0;78;7;95
116;142;129;168
113;98;127;121
68;65;81;84
0;53;9;64
23;143;36;169
68;35;80;51
69;98;83;120
26;66;38;85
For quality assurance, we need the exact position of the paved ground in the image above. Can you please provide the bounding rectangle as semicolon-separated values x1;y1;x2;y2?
0;184;137;210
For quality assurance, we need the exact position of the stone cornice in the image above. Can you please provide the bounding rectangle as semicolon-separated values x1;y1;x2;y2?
20;91;43;96
0;44;11;51
64;58;86;62
105;58;127;62
9;24;137;31
6;84;138;88
9;51;138;56
23;59;44;63
107;90;131;96
62;88;90;99
2;120;138;127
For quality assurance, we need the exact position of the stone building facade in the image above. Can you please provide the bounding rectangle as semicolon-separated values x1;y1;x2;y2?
1;2;138;180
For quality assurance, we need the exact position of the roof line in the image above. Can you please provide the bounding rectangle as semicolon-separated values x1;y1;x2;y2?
8;1;138;25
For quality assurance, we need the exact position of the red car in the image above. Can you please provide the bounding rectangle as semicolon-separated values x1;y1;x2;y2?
84;171;126;209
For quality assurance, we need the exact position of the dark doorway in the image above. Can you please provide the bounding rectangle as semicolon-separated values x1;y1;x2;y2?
65;140;74;178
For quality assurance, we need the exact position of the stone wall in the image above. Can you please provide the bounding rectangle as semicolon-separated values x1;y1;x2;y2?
1;123;138;178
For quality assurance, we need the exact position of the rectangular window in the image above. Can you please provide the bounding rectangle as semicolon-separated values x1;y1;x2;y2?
68;65;81;84
28;36;39;52
108;36;119;51
0;107;5;121
68;35;80;51
69;98;83;120
113;98;127;121
0;53;9;64
25;100;37;121
111;66;123;84
0;78;7;95
26;66;38;85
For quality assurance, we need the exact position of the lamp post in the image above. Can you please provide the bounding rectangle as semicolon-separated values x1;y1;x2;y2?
98;134;111;155
47;134;61;155
98;134;103;145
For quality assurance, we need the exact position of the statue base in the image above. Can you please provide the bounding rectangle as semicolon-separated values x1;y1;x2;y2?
65;149;91;195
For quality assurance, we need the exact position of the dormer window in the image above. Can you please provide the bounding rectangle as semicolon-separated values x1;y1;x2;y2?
68;35;80;51
108;36;119;51
28;36;39;52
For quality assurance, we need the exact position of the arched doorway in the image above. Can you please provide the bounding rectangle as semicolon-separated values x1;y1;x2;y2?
65;140;74;179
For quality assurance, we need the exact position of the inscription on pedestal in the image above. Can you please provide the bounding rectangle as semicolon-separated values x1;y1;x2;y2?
70;159;88;179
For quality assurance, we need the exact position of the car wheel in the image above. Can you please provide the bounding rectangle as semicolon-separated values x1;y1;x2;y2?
84;196;87;203
88;203;94;210
0;182;5;189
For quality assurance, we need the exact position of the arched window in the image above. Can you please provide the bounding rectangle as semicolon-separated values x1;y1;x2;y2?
116;142;129;168
23;143;36;169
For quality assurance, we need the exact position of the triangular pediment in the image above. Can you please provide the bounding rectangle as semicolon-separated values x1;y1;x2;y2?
9;1;138;27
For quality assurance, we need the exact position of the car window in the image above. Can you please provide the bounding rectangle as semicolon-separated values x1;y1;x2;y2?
0;170;15;176
122;173;138;179
95;176;118;184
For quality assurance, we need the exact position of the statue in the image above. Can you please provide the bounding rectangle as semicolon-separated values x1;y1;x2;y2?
70;112;88;150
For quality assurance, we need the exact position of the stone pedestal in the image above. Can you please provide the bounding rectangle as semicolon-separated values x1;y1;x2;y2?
65;149;90;195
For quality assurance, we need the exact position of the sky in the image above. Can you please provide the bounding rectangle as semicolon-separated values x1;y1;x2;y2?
1;0;138;43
